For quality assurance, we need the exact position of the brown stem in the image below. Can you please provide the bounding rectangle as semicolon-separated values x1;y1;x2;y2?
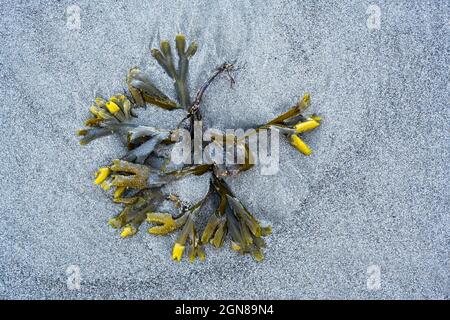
179;62;236;137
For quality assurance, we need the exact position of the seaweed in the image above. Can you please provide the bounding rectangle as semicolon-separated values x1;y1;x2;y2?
77;35;322;262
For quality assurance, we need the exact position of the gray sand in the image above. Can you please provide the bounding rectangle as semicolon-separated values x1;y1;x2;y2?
0;0;448;299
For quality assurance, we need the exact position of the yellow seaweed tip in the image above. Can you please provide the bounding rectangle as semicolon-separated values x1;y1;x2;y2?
294;119;320;133
196;247;206;261
176;34;186;41
231;242;242;251
252;249;264;262
290;135;312;156
120;225;134;238
297;93;311;111
150;48;159;56
116;94;127;103
94;167;110;185
262;226;272;236
105;101;120;114
160;40;171;54
172;243;185;262
302;93;311;105
76;129;87;136
114;186;126;199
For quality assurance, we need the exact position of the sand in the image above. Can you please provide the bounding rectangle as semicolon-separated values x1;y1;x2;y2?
0;0;448;299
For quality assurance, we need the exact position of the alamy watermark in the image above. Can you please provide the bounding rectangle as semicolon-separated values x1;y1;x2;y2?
366;264;381;290
366;4;381;30
66;265;81;290
66;5;81;31
170;121;280;175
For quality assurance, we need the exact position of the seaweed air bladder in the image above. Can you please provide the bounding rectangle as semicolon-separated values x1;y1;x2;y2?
77;34;322;262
